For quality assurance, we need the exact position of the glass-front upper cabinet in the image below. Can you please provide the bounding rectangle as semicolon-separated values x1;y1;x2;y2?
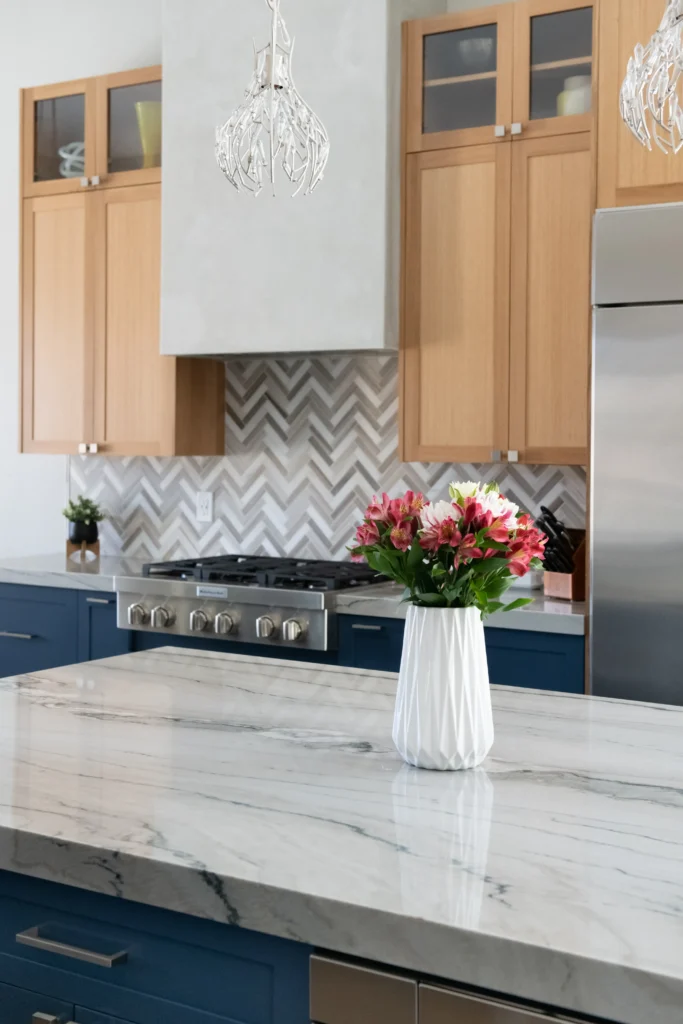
95;66;162;186
404;6;514;152
513;0;594;137
21;66;161;197
22;79;96;196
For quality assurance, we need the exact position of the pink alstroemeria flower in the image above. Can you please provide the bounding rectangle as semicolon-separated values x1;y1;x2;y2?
365;493;392;522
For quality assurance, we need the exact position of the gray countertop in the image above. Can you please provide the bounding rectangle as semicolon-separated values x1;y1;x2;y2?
0;648;680;1024
0;556;585;635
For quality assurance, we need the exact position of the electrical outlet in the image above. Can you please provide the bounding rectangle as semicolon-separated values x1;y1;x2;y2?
196;491;214;524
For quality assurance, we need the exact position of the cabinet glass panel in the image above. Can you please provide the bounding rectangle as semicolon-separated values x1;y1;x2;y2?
34;93;85;182
108;80;162;173
423;24;497;133
529;7;593;121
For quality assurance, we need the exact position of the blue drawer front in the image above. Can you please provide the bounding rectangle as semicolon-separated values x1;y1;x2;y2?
0;584;79;678
0;870;311;1024
338;616;404;672
484;629;585;694
0;979;73;1022
78;593;132;662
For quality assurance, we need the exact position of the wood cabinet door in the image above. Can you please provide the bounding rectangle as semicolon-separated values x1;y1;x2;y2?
597;0;683;206
92;182;176;455
401;145;511;462
21;193;94;453
404;7;514;153
94;65;162;189
509;133;592;465
21;78;96;198
512;0;595;140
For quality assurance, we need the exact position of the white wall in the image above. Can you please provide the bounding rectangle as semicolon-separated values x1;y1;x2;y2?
448;0;509;8
0;0;161;558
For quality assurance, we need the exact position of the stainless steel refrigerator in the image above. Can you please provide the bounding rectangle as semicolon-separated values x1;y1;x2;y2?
592;203;683;705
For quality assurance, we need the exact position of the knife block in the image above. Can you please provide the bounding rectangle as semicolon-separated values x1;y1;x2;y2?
543;532;586;602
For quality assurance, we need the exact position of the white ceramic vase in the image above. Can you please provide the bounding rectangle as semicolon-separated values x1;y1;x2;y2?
392;605;494;771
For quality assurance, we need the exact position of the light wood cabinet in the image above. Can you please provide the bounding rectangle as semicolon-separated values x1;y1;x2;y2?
402;145;511;462
597;0;683;206
401;0;594;466
20;68;224;457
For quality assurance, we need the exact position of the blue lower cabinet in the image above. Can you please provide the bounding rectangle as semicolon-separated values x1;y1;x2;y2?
75;1012;135;1024
0;979;73;1022
0;870;311;1024
78;593;132;662
0;583;79;678
484;628;585;694
338;616;405;672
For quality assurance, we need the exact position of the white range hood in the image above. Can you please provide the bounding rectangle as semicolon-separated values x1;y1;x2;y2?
161;0;445;357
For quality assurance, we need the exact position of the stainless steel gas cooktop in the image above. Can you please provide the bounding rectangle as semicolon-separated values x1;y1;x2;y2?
115;555;381;652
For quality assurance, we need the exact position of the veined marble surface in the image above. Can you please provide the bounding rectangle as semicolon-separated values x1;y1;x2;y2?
336;582;587;635
0;553;146;592
0;649;680;1023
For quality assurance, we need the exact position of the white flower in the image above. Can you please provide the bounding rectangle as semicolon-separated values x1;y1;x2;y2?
422;500;459;529
477;489;519;525
449;480;479;500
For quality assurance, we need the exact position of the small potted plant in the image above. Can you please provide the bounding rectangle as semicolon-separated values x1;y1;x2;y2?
350;482;547;771
62;496;106;547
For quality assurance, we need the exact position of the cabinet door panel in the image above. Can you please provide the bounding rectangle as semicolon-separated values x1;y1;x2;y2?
509;133;591;464
21;78;96;198
405;7;514;153
402;145;510;462
0;585;79;678
78;593;131;663
21;194;94;453
0;979;73;1023
93;183;174;455
513;0;594;140
94;65;162;189
598;0;683;207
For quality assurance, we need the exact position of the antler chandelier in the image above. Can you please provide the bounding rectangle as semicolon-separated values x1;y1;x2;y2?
216;0;330;196
621;0;683;153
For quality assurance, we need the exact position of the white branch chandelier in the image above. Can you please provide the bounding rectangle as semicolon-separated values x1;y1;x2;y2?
216;0;330;196
621;0;683;153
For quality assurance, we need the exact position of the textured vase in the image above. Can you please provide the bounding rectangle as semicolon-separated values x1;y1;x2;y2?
392;606;494;771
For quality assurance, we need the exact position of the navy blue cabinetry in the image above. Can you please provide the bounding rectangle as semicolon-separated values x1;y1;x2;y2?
0;870;311;1024
0;979;73;1022
0;583;79;677
338;616;405;672
78;593;132;662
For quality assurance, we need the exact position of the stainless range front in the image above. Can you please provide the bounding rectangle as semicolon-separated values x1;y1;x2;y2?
115;577;334;651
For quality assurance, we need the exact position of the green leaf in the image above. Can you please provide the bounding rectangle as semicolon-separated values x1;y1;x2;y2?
407;537;425;569
412;591;447;607
502;597;534;612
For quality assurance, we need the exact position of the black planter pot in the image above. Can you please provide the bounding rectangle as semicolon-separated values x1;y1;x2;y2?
68;521;99;546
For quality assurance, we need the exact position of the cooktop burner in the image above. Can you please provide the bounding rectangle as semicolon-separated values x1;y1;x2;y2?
142;555;380;591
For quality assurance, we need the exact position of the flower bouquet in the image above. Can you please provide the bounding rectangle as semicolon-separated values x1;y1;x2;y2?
350;482;546;771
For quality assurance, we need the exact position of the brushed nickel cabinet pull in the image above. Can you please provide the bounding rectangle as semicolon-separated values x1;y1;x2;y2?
86;598;112;605
17;925;128;968
0;631;34;640
351;623;383;631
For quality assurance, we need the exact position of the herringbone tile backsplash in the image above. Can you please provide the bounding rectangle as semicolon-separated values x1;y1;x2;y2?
69;356;586;560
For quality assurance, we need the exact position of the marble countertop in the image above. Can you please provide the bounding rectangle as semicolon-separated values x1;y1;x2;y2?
1;648;680;1024
0;556;585;635
0;553;146;592
336;583;587;635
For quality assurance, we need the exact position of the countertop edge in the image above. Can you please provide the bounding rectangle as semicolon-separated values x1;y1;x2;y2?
1;827;677;1024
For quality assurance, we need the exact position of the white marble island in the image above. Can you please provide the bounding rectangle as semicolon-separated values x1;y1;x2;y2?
1;648;681;1024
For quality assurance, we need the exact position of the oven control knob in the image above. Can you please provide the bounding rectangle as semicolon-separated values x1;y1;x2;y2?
214;612;236;636
127;603;149;627
189;609;211;633
255;615;277;639
151;605;175;629
282;618;305;643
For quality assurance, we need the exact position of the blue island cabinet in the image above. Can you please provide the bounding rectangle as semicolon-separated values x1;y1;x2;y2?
0;871;311;1024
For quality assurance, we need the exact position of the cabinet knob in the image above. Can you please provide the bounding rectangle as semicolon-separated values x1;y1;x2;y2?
490;449;502;462
87;442;99;454
494;124;506;138
510;122;523;135
78;442;88;454
79;177;89;188
90;175;101;186
507;450;519;463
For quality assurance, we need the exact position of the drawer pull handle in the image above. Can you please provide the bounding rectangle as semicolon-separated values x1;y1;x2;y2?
32;1015;71;1024
0;631;34;640
17;926;128;968
351;624;383;632
86;598;112;605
